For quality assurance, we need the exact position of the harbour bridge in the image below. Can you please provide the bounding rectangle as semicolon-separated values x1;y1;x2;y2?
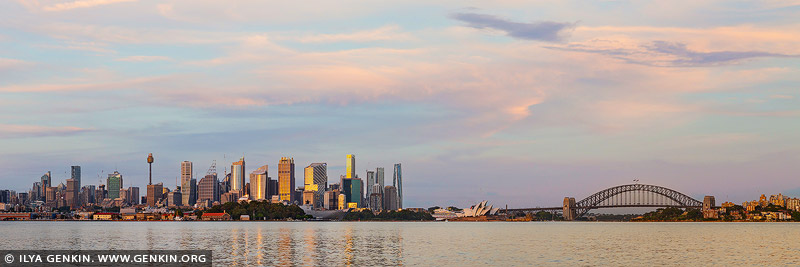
504;183;708;220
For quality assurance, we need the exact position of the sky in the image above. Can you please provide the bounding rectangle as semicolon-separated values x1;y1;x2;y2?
1;0;799;209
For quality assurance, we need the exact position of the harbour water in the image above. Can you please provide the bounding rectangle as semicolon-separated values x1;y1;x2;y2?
2;221;800;266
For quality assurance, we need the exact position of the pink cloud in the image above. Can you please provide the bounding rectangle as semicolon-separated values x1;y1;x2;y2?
0;124;92;138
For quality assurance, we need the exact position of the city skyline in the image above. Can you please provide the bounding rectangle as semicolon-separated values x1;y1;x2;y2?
0;1;799;208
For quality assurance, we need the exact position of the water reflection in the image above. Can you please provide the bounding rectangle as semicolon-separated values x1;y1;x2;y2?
14;222;799;265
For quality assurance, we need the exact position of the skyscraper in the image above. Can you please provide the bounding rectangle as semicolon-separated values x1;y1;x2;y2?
346;154;355;178
231;158;246;193
393;163;402;209
181;161;196;206
304;163;327;208
278;157;295;202
40;171;51;201
342;177;363;208
147;183;163;207
66;179;79;209
198;174;220;203
71;166;81;191
366;170;375;200
107;171;123;199
250;165;269;201
384;186;398;211
129;187;139;205
376;167;385;192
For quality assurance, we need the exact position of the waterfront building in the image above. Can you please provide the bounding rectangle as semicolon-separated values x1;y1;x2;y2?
181;161;197;206
703;196;715;210
198;174;220;203
45;186;56;204
383;186;398;211
304;163;327;208
231;157;246;192
393;163;403;209
66;179;79;209
279;157;295;202
294;188;304;204
30;182;41;203
250;165;269;201
106;171;123;199
71;166;81;192
759;194;768;207
147;183;163;207
346;154;355;178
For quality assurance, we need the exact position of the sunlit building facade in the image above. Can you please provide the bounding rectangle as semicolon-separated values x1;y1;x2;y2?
304;163;327;208
231;158;246;193
250;165;269;201
346;154;355;178
279;157;295;202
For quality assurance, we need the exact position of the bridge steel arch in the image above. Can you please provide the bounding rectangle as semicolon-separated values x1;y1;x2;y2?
573;184;702;218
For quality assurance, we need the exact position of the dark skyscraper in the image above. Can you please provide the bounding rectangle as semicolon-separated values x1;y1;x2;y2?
393;163;402;209
71;166;81;190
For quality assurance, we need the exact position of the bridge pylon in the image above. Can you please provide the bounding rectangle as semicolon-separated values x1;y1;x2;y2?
563;197;576;221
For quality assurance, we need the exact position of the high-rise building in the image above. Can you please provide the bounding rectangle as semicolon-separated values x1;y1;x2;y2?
250;165;269;201
45;187;56;204
324;189;339;210
304;163;327;208
181;161;196;206
369;184;384;211
167;190;182;207
366;170;375;200
268;180;278;199
147;183;163;207
107;171;123;199
66;179;79;209
278;157;295;202
71;166;81;191
346;154;355;178
198;174;220;203
129;187;140;205
231;158;246;192
342;177;363;208
376;167;385;193
393;163;403;209
40;171;51;201
82;185;95;205
383;186;398;211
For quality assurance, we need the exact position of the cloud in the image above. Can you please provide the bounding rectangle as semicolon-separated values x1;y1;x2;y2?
17;0;136;12
287;25;414;43
0;58;33;70
548;39;796;67
771;94;794;99
0;124;92;138
115;55;171;62
450;12;575;42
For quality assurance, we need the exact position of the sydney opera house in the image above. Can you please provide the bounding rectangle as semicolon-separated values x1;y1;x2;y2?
459;201;500;217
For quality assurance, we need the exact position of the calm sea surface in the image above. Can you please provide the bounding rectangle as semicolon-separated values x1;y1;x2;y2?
2;221;800;266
